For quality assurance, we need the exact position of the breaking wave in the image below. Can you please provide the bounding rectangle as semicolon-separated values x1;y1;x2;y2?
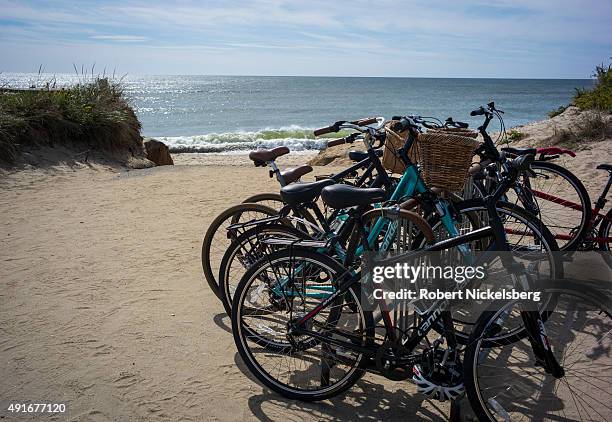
159;126;354;153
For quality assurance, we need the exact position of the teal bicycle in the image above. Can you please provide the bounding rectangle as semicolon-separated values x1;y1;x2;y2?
219;116;562;346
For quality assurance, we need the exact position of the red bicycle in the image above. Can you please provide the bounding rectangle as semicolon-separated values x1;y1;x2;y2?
467;103;611;256
494;150;612;261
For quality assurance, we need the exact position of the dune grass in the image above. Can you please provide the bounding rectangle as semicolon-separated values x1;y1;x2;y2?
573;62;612;111
0;78;143;164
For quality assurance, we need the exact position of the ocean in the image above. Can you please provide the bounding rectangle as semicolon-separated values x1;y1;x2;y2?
2;74;593;154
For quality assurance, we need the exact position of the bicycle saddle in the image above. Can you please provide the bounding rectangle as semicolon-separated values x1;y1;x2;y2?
596;164;612;172
280;165;313;184
501;147;537;156
248;146;290;165
348;150;383;162
280;179;335;205
321;185;386;209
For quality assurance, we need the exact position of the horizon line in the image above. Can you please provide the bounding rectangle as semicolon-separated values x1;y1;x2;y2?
0;71;595;81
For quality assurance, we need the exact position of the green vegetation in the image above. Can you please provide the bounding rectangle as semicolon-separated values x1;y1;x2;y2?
548;105;568;118
546;62;611;117
507;129;526;142
573;62;612;111
0;78;143;164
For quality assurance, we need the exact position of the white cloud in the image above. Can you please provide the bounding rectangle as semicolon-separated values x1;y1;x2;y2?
90;35;148;42
0;0;609;76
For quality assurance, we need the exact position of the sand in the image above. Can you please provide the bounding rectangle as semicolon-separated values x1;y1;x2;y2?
0;156;452;421
1;137;610;420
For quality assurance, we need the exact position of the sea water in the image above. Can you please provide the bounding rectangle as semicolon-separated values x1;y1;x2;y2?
2;74;592;153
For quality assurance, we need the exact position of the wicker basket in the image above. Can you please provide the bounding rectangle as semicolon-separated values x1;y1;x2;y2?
382;120;418;174
428;127;479;139
418;132;481;192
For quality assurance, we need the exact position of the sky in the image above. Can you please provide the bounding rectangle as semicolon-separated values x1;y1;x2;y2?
0;0;610;78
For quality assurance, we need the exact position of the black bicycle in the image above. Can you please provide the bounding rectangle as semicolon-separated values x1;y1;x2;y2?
231;153;611;420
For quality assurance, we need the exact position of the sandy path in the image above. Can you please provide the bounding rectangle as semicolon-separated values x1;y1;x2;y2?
0;162;449;421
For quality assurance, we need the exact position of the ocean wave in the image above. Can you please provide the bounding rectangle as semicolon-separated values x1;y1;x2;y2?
159;126;355;153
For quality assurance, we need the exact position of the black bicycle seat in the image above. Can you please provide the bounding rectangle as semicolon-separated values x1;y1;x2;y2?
321;185;386;209
348;150;383;162
501;147;537;156
280;179;335;205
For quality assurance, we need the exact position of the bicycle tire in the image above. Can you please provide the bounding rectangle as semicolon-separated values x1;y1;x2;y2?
464;279;612;421
219;223;309;314
419;199;562;345
523;161;591;251
231;248;374;401
242;192;285;210
201;203;279;298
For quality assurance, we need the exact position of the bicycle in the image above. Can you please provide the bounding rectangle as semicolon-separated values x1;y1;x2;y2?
218;115;562;331
465;102;596;252
201;118;386;298
230;153;611;421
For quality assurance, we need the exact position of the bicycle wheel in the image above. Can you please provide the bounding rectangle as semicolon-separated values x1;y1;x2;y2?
420;199;561;345
464;280;612;421
517;161;591;251
201;203;279;298
219;223;308;314
231;248;374;401
242;192;285;211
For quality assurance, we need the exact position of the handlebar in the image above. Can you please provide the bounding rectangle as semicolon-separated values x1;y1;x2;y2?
390;115;438;131
471;102;505;117
445;117;469;128
326;134;359;148
314;116;379;136
326;138;347;148
470;106;486;116
391;117;417;132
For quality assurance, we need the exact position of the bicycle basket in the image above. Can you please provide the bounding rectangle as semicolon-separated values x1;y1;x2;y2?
382;120;418;174
428;127;479;138
418;132;481;192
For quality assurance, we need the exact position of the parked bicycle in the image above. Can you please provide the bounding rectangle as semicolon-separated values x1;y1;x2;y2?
230;151;611;421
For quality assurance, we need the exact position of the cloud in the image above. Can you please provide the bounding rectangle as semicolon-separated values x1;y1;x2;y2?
90;35;148;42
0;0;609;77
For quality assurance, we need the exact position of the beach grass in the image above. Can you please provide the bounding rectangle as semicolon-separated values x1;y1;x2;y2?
0;78;143;164
573;62;612;111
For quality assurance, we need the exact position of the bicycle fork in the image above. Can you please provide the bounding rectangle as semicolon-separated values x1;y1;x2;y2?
485;177;565;379
514;272;565;378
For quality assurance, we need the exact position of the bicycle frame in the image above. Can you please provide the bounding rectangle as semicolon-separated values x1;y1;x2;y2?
529;172;612;243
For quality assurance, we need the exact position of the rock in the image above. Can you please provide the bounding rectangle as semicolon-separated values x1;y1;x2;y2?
144;138;174;166
308;140;367;166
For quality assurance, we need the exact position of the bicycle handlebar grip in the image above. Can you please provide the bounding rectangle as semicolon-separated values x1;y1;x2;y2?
314;125;335;137
326;138;346;147
353;117;378;126
470;107;485;116
313;121;342;136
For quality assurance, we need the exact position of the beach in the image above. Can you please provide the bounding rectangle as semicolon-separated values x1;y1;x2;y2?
2;136;611;420
0;100;610;422
0;158;456;421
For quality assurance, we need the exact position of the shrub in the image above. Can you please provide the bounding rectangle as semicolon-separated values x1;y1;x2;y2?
573;62;612;111
0;78;143;164
507;130;525;142
548;105;568;118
